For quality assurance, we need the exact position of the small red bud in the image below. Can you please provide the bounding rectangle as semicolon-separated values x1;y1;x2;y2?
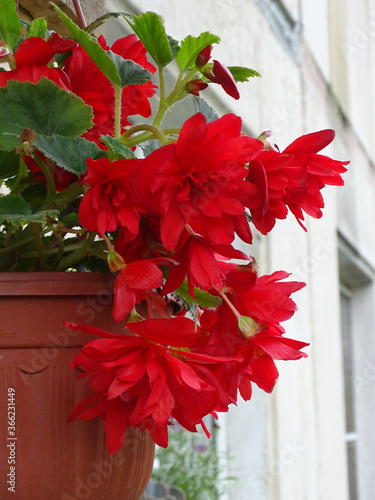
185;79;208;96
195;45;212;68
212;60;240;100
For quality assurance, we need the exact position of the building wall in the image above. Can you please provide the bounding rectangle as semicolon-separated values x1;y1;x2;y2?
99;1;375;499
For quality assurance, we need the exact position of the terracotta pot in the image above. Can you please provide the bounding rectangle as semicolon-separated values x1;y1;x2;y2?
0;273;155;500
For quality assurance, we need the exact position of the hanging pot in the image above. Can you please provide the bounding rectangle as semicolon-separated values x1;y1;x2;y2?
0;272;155;500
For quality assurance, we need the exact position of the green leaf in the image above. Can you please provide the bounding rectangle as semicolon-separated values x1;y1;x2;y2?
168;35;180;59
0;194;58;226
176;280;222;308
127;12;173;67
52;3;121;85
101;136;136;159
85;12;132;34
60;212;79;227
193;97;219;123
176;32;220;72
140;140;160;157
19;183;47;211
227;66;261;82
0;79;94;151
33;135;107;175
0;150;19;179
105;51;152;86
0;0;21;50
26;17;48;39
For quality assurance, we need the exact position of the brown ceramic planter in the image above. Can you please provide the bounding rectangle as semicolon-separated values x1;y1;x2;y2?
0;273;155;500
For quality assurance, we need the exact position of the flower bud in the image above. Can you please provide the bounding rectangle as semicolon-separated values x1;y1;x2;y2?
238;315;263;338
107;249;125;272
212;60;239;100
185;78;208;96
195;45;212;68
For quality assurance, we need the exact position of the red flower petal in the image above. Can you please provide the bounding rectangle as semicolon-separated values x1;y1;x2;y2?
283;129;335;154
127;317;197;347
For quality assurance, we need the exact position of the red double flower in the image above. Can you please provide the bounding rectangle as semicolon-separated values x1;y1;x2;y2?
246;129;349;233
133;112;263;250
66;318;240;454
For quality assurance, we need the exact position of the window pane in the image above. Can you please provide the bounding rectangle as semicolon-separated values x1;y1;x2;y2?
340;291;356;433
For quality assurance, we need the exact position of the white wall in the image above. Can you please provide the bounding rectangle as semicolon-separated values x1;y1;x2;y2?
103;1;375;499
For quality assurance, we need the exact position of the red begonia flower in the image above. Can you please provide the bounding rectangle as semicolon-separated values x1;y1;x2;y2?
240;323;309;396
243;150;291;234
133;112;263;250
198;301;308;399
114;216;163;263
66;319;239;453
63;45;114;135
112;259;164;322
163;232;249;298
193;260;308;401
246;130;349;233
0;36;75;88
281;129;349;229
64;34;157;138
79;157;143;238
225;266;306;326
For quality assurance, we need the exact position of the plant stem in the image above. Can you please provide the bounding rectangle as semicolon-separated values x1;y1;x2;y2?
56;232;96;271
120;124;168;146
114;85;123;139
54;182;85;209
165;68;198;108
10;158;29;196
22;241;89;259
30;223;49;271
152;67;198;129
152;64;168;128
32;154;56;207
122;131;154;149
161;128;181;136
51;233;65;270
0;226;50;256
72;0;87;29
214;287;241;320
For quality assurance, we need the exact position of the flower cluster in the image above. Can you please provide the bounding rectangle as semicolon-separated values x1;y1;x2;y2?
0;5;348;454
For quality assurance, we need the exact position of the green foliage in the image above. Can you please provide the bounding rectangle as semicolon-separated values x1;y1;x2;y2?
193;97;219;124
101;136;136;160
0;79;94;151
33;135;107;175
0;0;21;49
52;4;121;86
53;4;152;87
127;12;173;67
176;280;222;308
168;35;180;59
26;17;48;39
0;150;19;179
152;424;221;500
105;51;152;86
0;195;58;226
228;66;261;82
176;32;221;72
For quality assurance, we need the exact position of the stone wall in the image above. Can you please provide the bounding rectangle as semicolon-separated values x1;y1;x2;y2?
19;0;102;32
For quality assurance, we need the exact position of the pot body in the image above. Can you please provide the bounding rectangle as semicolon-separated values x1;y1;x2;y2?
0;273;155;500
